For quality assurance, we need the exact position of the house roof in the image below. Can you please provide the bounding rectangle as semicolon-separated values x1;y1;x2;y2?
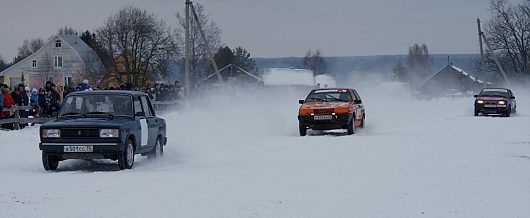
1;34;102;76
418;64;492;88
57;34;98;62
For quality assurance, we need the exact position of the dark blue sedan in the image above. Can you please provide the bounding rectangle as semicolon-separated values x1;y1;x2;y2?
39;91;167;170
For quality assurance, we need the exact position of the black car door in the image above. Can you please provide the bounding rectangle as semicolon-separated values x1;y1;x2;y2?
141;96;158;147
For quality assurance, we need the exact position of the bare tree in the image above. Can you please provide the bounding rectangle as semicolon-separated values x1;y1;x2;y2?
16;38;44;61
58;26;76;35
176;3;222;83
406;43;431;84
485;0;530;79
39;51;54;84
303;49;325;84
0;52;8;71
81;52;105;86
97;6;178;88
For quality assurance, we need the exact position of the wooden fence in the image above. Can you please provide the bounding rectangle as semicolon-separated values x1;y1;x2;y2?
0;101;178;130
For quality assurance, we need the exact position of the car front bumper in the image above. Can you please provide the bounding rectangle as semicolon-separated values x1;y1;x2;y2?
298;114;353;130
475;104;509;114
39;142;125;159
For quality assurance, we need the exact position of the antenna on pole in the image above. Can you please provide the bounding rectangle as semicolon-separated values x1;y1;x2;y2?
189;2;224;86
184;0;191;101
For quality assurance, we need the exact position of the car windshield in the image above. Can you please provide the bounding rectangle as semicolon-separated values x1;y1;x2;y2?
59;94;133;117
479;89;510;98
306;90;352;102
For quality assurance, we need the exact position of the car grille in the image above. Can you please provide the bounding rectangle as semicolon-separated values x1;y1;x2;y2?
314;109;334;115
61;128;99;138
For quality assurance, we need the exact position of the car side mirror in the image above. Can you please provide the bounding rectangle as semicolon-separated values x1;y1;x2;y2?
299;100;305;104
135;112;145;117
354;100;362;104
474;95;478;98
511;96;515;99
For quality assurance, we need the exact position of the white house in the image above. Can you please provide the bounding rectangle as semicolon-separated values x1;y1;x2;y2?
0;34;104;89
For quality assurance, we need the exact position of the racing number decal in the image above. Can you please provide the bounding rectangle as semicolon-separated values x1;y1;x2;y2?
355;106;362;119
139;119;148;147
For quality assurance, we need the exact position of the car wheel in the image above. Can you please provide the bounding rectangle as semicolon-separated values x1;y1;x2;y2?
360;115;365;128
118;139;135;170
474;109;479;116
148;137;163;160
299;124;307;136
42;152;59;171
505;109;511;117
347;118;355;135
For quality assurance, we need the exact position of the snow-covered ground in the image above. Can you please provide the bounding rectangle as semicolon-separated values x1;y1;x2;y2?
1;83;530;217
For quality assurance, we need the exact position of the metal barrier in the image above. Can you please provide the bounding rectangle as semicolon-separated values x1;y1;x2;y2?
0;106;52;130
0;101;178;130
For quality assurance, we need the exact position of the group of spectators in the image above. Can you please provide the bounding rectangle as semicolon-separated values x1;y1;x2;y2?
0;79;183;130
0;80;72;129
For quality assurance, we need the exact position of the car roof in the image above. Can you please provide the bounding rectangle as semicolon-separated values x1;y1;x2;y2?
312;88;353;92
481;88;511;92
68;90;148;97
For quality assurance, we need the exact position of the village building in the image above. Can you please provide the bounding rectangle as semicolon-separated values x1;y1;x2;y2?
417;64;492;96
0;34;104;89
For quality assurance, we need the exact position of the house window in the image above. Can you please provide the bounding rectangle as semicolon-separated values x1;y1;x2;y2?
32;60;37;68
55;40;61;48
64;76;73;86
54;56;63;68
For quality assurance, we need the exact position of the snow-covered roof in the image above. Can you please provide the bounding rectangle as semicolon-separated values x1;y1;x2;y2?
58;34;97;62
419;64;493;88
0;34;103;76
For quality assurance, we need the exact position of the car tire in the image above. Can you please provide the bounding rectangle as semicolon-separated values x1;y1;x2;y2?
42;152;59;171
118;139;135;170
505;109;511;117
347;118;355;135
474;107;479;116
299;124;307;136
147;137;163;160
360;115;365;128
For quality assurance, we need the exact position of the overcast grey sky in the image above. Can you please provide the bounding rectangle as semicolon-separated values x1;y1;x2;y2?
0;0;493;60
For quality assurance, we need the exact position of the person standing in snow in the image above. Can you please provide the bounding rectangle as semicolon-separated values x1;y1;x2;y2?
30;89;41;118
81;79;92;91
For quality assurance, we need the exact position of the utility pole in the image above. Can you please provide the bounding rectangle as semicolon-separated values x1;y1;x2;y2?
184;0;191;99
481;33;511;84
189;3;224;86
477;18;485;77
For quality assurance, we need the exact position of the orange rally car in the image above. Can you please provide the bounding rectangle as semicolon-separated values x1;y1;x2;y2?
297;88;365;136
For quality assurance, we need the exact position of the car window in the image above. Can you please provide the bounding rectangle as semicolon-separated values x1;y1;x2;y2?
353;90;361;101
141;96;153;117
480;89;510;98
306;90;352;102
60;95;132;116
133;97;144;116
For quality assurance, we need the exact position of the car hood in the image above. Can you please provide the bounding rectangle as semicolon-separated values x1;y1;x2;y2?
476;96;508;101
42;117;131;129
301;101;352;109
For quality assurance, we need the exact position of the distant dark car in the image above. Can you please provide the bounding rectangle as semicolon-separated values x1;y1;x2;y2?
474;88;516;117
39;91;167;170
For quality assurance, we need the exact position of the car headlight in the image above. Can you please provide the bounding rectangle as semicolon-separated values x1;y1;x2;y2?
42;129;60;138
100;129;120;138
498;100;505;105
477;100;484;104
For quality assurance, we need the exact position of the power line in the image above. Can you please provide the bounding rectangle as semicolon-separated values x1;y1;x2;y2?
208;0;475;25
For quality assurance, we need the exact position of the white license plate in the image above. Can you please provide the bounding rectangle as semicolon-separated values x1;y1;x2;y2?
314;115;333;120
64;146;93;153
484;104;497;108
